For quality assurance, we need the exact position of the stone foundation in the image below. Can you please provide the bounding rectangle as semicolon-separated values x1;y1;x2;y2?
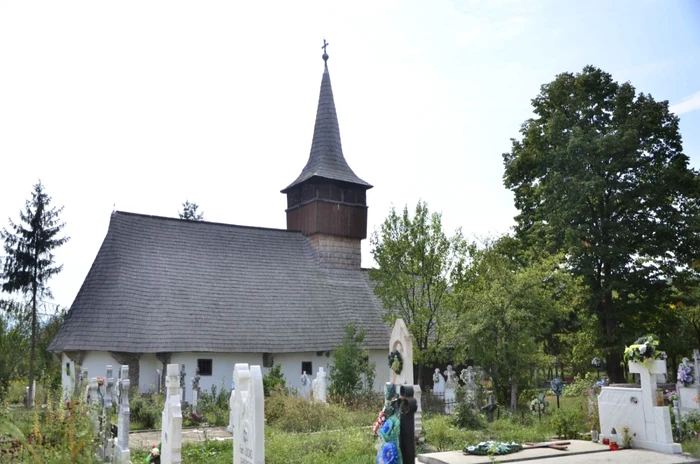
307;234;361;269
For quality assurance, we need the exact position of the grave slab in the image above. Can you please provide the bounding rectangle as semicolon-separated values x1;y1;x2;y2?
417;440;699;464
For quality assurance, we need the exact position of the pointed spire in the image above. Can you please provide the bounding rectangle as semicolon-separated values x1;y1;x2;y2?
282;46;372;193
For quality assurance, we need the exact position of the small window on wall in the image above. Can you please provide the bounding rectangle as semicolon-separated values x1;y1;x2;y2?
302;361;312;376
263;353;274;368
197;359;213;376
66;363;70;376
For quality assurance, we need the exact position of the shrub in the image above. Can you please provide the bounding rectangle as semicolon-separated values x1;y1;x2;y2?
263;364;286;398
549;407;585;439
452;400;483;430
563;372;597;397
197;383;231;426
265;390;355;433
130;393;162;429
328;324;376;400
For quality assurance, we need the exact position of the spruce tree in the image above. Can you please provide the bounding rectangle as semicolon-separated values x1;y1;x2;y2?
1;181;69;407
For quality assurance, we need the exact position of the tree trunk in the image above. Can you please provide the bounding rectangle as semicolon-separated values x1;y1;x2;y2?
605;351;623;384
510;379;518;412
27;285;37;408
416;362;422;388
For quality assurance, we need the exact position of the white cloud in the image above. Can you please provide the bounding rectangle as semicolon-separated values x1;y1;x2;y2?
670;91;700;115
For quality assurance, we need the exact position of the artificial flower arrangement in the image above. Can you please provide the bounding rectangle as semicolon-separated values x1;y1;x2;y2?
463;441;523;456
145;443;161;463
95;377;105;387
666;390;678;402
678;359;694;386
388;350;403;375
374;383;402;464
623;335;663;366
432;371;441;384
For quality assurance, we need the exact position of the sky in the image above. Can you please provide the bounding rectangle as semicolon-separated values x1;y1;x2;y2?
1;0;699;313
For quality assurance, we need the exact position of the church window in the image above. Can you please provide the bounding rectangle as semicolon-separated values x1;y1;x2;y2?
301;361;312;375
197;359;213;376
263;353;274;368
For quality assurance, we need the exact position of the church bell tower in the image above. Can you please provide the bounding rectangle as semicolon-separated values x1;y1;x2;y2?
281;43;372;269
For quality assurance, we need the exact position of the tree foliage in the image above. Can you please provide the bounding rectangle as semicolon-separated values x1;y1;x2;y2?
451;237;575;410
503;65;700;380
370;201;466;383
178;200;204;221
1;181;69;407
328;324;376;399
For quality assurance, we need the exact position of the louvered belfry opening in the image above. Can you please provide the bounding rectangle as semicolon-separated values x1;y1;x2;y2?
282;53;372;269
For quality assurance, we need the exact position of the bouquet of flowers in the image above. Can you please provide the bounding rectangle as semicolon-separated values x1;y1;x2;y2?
678;360;694;386
145;443;161;463
666;390;678;402
623;335;662;366
433;371;441;384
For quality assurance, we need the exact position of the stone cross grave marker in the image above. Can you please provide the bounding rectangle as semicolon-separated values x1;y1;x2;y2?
192;367;201;413
311;367;327;404
161;364;183;464
444;365;457;414
694;350;700;387
433;368;445;395
179;364;186;405
389;318;413;386
114;365;130;464
97;365;115;461
233;364;264;464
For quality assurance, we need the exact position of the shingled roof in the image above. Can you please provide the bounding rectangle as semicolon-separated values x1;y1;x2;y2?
49;212;389;353
282;60;372;193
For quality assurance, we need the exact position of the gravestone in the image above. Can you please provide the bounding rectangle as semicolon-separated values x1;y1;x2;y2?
229;364;247;434
161;364;183;464
388;319;422;438
433;368;445;395
114;365;130;464
300;371;311;400
481;394;497;422
389;319;413;386
311;367;327;404
179;364;186;405
88;377;100;436
97;365;115;462
599;360;681;454
192;367;201;413
232;364;264;464
461;366;477;407
444;365;457;414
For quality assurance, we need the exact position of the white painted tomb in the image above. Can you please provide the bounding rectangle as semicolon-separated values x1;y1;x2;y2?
161;363;183;464
598;360;681;454
232;363;264;464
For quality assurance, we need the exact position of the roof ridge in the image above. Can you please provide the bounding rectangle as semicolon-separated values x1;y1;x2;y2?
113;211;304;235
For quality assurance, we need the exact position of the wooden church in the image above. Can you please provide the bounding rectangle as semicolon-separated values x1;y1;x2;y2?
49;49;390;399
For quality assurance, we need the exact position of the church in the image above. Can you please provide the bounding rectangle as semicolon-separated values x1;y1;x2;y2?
49;49;391;400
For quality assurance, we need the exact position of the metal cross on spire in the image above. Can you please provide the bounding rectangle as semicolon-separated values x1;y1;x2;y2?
322;38;329;62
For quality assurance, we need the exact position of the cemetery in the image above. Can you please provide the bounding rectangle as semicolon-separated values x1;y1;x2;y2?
1;5;699;463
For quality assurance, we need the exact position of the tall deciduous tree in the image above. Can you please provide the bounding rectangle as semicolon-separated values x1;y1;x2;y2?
178;200;204;221
1;182;69;407
503;66;700;381
451;237;575;411
370;201;466;385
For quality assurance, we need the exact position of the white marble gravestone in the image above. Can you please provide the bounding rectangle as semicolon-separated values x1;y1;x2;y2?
598;360;681;454
311;367;327;404
389;319;413;386
233;364;264;464
433;368;445;395
97;365;115;462
444;365;457;414
192;367;201;413
300;371;311;400
388;319;422;437
161;364;183;464
228;364;246;434
115;365;130;464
